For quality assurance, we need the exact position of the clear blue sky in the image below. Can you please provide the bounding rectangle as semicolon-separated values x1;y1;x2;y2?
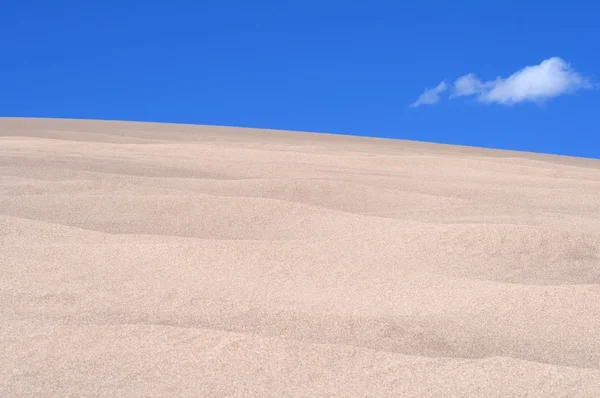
2;1;599;158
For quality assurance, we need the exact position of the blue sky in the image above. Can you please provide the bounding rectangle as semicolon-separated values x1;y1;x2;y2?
2;1;599;158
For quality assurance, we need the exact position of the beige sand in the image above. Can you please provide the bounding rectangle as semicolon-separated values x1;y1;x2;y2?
1;117;600;397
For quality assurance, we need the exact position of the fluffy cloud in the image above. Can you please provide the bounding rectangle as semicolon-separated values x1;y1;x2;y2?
453;57;593;105
411;57;594;107
410;81;448;107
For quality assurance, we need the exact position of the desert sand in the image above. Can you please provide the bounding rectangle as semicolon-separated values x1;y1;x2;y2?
1;117;600;397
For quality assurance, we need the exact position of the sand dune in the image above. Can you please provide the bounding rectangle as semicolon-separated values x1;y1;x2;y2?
1;118;600;397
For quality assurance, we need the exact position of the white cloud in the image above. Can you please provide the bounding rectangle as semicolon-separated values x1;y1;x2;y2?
451;57;593;105
410;81;448;107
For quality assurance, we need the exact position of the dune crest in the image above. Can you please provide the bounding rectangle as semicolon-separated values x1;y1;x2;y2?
2;118;600;396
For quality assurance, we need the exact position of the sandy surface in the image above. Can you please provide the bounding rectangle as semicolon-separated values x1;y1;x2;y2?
1;117;600;397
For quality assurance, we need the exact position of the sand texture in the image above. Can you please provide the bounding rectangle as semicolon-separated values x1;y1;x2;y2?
1;118;600;397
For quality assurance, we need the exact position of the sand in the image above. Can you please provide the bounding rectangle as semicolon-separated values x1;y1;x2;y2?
1;117;600;397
